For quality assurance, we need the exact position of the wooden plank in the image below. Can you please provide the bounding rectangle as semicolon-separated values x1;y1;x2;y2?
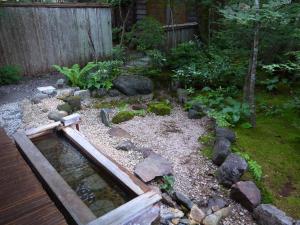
87;191;161;225
62;127;147;195
25;121;61;138
0;129;67;225
13;131;96;225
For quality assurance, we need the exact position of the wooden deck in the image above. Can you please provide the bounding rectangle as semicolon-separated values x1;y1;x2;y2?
0;129;68;225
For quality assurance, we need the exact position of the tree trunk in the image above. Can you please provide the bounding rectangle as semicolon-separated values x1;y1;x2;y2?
243;0;260;127
119;1;134;46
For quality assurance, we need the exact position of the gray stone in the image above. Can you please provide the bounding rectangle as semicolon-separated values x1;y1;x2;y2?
134;153;173;182
189;205;206;224
74;90;90;100
116;140;135;151
31;93;48;104
48;110;68;121
216;153;248;187
56;87;78;99
136;147;155;158
97;88;107;97
37;86;56;95
212;137;231;166
108;89;122;97
231;181;261;211
177;88;188;105
56;78;65;89
207;196;227;212
100;109;110;127
174;192;194;210
188;109;203;119
254;204;294;225
161;193;177;208
294;220;300;225
202;207;231;225
108;127;131;138
113;75;153;96
215;127;236;143
160;207;184;224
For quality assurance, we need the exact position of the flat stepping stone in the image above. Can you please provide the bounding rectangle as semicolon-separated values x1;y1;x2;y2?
108;127;131;138
134;153;173;182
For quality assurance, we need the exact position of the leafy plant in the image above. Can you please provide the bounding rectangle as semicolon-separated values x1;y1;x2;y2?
53;62;97;88
237;152;262;182
146;49;166;68
160;175;175;193
112;45;126;62
260;76;280;91
127;17;165;51
86;60;122;90
0;65;22;85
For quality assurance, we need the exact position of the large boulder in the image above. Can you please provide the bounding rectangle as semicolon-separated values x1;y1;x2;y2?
212;137;231;166
216;153;248;187
113;75;153;96
230;181;261;211
215;127;236;143
254;204;294;225
134;153;173;182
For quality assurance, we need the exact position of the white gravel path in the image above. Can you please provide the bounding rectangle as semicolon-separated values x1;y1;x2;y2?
18;98;257;225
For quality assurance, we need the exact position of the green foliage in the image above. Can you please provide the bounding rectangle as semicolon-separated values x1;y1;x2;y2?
146;49;166;68
188;87;249;127
112;27;122;43
112;111;134;124
57;103;73;114
148;102;171;116
86;60;122;90
127;17;165;51
198;133;215;145
168;41;202;69
160;175;175;193
236;151;263;182
0;65;22;85
258;103;284;116
285;96;300;114
53;63;97;88
112;45;126;62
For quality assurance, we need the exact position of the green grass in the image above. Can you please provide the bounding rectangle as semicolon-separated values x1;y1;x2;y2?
235;90;300;218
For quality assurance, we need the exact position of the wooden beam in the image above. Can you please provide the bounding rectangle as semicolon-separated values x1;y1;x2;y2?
87;191;161;225
62;127;147;195
25;121;61;138
13;131;96;225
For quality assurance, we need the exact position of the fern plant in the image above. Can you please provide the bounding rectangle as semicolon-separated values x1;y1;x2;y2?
53;62;97;88
237;152;263;181
160;175;175;193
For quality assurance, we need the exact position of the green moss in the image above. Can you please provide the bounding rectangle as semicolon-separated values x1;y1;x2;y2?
148;102;171;116
112;111;135;124
201;147;213;159
64;96;81;111
57;103;73;114
234;90;300;218
198;133;215;145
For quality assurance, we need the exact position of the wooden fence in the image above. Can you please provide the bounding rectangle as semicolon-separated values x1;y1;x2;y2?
163;22;198;50
0;3;112;76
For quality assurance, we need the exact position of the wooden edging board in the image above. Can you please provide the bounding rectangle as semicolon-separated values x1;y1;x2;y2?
14;124;161;225
13;131;96;225
62;127;147;195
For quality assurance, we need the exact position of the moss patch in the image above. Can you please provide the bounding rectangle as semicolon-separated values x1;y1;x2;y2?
57;103;73;114
112;111;135;124
64;96;81;111
148;102;171;116
234;90;300;218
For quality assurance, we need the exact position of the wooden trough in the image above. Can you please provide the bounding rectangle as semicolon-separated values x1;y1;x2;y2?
13;114;161;225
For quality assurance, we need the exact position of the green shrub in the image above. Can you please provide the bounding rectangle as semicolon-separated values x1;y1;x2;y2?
160;175;175;194
127;17;165;51
86;60;122;90
148;102;171;116
0;65;22;85
53;62;97;88
146;49;166;68
168;41;202;69
112;45;126;62
112;111;135;124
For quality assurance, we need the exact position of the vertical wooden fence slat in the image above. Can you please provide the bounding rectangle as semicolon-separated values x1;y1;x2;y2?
0;3;112;76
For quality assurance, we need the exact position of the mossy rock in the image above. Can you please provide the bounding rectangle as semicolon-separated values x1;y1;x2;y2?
57;103;73;114
148;102;171;116
112;111;135;124
64;96;81;111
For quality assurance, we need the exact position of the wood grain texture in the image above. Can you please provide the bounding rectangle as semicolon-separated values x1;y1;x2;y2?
0;128;67;225
13;131;96;225
0;5;112;76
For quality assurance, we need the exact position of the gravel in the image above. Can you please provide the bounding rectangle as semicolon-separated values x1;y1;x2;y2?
18;97;256;225
0;102;22;136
